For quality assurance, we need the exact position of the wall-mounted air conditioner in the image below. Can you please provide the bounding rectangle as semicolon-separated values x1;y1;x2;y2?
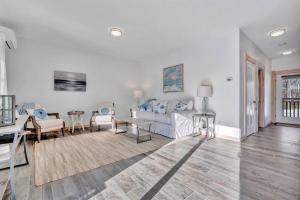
0;26;17;50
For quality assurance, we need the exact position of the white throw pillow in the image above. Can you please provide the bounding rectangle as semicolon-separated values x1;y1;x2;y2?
15;109;20;119
187;100;194;110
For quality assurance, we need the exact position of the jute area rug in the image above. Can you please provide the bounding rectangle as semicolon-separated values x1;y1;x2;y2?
34;131;171;186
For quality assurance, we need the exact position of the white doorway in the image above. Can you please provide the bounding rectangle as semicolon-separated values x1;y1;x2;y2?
245;55;258;137
276;74;300;124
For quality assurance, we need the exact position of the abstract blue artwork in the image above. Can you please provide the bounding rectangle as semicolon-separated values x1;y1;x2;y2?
163;64;184;93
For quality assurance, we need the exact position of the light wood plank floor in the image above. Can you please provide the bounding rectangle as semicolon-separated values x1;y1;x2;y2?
91;125;300;200
0;129;164;200
1;125;300;200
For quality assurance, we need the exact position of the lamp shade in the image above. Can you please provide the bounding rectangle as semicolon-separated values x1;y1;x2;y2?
197;85;212;97
133;90;143;98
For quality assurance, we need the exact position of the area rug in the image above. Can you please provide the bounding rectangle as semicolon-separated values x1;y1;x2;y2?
34;131;171;186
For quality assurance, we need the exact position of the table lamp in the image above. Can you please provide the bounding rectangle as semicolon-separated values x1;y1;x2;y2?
133;89;143;107
197;85;212;113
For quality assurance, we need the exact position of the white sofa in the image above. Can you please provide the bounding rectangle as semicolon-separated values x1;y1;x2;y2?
133;98;197;139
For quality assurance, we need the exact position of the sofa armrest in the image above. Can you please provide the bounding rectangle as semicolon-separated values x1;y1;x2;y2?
48;112;60;119
170;110;196;138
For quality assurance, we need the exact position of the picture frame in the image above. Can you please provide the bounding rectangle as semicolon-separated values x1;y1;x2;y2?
163;64;184;93
54;71;86;92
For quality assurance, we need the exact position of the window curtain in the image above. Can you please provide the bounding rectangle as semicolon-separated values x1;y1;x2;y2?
0;36;8;95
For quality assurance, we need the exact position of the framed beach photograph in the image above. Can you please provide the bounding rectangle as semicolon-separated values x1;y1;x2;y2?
54;71;86;92
163;64;184;93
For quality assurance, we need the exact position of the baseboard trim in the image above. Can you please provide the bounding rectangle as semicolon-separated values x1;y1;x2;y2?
215;125;241;142
274;122;300;128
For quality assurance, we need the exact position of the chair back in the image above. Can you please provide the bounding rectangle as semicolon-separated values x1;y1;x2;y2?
97;102;115;115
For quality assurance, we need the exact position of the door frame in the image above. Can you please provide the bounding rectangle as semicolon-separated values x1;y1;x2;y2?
258;68;265;128
271;68;300;123
244;53;259;137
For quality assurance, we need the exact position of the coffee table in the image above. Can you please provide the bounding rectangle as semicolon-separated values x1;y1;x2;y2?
113;118;153;143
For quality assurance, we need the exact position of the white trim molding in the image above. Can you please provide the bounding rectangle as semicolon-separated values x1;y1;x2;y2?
215;124;241;142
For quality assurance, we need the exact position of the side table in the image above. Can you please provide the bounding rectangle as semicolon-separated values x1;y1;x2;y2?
67;111;85;134
192;112;216;139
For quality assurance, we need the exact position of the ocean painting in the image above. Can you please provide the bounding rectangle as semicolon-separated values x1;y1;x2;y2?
163;64;184;92
54;71;86;91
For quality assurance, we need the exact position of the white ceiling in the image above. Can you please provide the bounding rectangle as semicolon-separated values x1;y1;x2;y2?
0;0;299;61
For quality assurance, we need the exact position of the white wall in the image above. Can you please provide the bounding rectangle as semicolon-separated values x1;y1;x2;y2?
141;29;241;137
239;30;272;137
0;34;7;94
272;54;300;70
6;37;141;125
5;30;273;140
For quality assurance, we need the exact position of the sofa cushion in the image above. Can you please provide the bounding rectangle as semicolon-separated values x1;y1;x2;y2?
36;119;64;132
166;100;179;114
136;111;155;121
154;113;171;124
92;115;112;122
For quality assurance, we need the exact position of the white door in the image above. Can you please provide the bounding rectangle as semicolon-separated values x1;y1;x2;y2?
246;61;258;136
276;75;300;124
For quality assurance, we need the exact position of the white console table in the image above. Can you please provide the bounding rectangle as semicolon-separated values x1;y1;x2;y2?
0;115;28;200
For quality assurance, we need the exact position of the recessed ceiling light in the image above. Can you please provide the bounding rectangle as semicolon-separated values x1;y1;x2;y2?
268;28;287;37
278;42;287;47
109;27;124;37
282;49;295;56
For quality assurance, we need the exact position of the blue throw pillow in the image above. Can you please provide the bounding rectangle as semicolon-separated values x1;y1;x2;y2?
153;101;168;114
175;101;188;111
34;108;47;120
98;107;111;115
138;98;156;112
